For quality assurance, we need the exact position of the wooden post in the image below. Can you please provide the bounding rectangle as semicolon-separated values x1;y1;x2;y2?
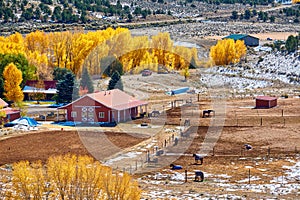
268;147;271;158
282;109;284;117
197;93;200;102
212;147;215;156
185;170;188;183
248;169;251;184
260;117;263;126
135;160;138;170
146;150;150;162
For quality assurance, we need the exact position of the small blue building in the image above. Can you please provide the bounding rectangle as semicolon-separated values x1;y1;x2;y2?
223;34;259;47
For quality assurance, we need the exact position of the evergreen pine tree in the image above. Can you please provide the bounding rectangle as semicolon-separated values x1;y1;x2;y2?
189;56;197;69
108;71;123;91
54;72;79;103
101;56;123;77
80;67;94;93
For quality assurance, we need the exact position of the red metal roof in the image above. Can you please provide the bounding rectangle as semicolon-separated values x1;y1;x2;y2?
59;89;147;111
25;80;57;90
256;96;277;101
0;98;8;108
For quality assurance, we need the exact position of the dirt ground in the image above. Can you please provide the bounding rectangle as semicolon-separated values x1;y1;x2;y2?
0;96;299;199
0;130;149;166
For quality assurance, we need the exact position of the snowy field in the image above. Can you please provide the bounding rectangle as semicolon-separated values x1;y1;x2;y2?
199;52;300;95
140;156;300;199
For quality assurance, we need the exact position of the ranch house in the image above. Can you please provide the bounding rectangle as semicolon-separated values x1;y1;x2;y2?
255;96;277;109
58;89;148;123
223;34;259;47
23;80;57;101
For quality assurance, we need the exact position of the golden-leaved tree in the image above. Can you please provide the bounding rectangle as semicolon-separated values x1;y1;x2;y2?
3;154;141;199
3;63;24;103
210;39;247;66
0;28;200;79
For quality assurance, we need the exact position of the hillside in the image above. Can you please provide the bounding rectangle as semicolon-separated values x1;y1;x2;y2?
0;0;299;35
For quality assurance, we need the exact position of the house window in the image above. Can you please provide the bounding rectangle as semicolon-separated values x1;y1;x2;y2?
99;112;105;118
71;111;77;118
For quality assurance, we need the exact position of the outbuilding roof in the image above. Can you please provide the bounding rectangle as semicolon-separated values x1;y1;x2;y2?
2;107;20;115
223;34;259;40
0;98;8;108
256;96;277;101
59;89;147;111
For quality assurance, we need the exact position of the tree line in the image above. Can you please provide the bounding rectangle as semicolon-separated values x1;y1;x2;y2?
231;5;300;23
0;154;141;199
0;27;199;104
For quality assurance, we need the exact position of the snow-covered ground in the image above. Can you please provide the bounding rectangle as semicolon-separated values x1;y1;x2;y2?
140;156;300;199
199;52;300;94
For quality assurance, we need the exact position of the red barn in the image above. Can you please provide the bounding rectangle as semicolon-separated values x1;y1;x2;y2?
58;89;147;123
255;96;277;109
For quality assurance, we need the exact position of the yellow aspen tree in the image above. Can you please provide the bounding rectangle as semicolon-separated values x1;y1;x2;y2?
174;46;193;70
48;31;68;68
27;51;50;80
210;40;226;65
151;32;173;67
84;42;109;76
235;40;247;62
137;51;156;73
69;33;95;76
11;160;46;199
124;36;149;71
181;67;190;81
224;39;236;65
0;33;25;55
3;63;24;103
210;39;247;66
4;154;142;199
24;30;49;54
108;29;132;58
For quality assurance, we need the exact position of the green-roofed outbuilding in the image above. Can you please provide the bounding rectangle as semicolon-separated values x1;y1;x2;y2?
223;34;259;47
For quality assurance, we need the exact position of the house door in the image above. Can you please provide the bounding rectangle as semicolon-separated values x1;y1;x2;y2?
82;107;95;122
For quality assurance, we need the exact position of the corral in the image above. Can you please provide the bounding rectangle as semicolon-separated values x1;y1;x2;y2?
1;94;299;199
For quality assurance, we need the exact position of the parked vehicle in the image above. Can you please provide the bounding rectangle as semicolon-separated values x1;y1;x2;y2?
141;70;152;76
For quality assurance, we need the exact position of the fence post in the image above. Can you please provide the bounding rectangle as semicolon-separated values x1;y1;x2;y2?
136;160;138;171
282;109;284;117
260;118;263;126
248;169;251;185
267;147;271;158
185;170;188;183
